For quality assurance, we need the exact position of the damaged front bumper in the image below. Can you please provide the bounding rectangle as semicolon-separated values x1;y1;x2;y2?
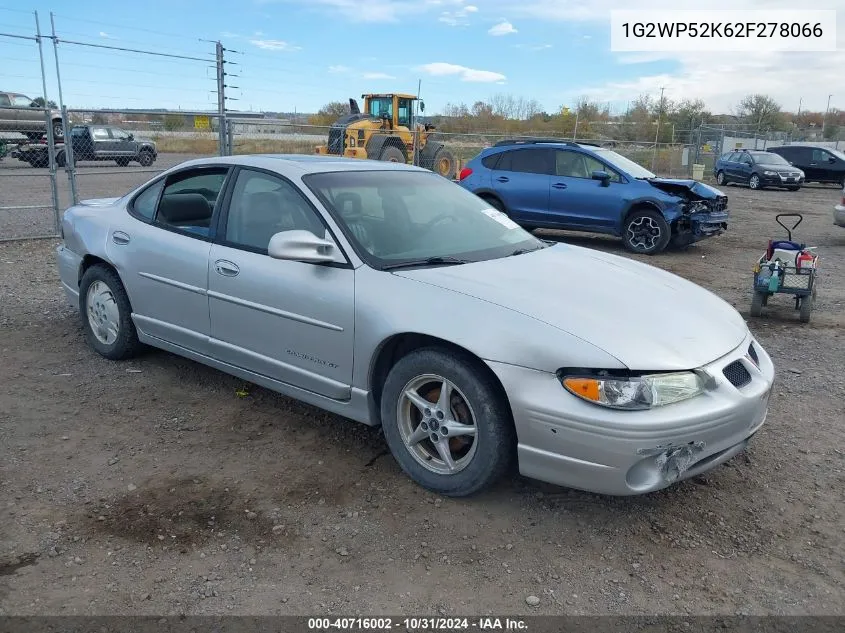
672;209;729;247
486;331;774;496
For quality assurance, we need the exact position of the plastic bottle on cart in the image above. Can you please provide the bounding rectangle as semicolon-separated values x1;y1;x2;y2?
767;261;781;292
757;265;772;288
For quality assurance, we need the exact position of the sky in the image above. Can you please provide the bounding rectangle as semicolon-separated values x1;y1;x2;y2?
1;0;842;116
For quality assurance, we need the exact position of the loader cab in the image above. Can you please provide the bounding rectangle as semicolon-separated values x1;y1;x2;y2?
363;93;417;129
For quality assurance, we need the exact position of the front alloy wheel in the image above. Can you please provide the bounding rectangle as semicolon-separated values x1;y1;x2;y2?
380;348;515;496
749;173;761;189
623;209;671;255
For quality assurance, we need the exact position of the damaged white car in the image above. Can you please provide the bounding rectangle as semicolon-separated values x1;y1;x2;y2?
55;155;775;497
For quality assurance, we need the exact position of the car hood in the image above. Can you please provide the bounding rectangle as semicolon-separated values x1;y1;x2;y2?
647;178;726;200
393;244;748;370
757;162;802;172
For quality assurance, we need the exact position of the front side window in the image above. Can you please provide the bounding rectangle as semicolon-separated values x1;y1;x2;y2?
397;99;412;127
224;169;325;252
555;150;620;182
11;95;33;107
91;127;109;140
304;170;545;268
153;168;229;238
812;148;830;162
110;128;130;140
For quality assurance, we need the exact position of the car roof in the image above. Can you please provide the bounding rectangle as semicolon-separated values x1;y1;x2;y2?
170;154;430;176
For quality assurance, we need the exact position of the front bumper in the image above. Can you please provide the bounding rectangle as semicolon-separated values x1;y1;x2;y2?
761;173;804;187
834;204;845;227
487;331;774;496
673;210;729;246
55;243;83;307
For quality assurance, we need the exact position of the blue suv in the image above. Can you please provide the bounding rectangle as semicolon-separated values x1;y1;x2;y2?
458;139;729;255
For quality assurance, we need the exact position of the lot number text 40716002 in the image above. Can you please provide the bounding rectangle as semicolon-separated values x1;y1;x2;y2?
307;617;528;631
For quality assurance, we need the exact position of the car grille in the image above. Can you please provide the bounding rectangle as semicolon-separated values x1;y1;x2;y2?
723;360;752;388
327;126;345;155
712;196;728;213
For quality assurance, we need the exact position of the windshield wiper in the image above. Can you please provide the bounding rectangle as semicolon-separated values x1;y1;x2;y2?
381;256;471;271
507;246;544;257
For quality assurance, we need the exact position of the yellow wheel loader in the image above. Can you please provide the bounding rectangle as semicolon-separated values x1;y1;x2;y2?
314;93;457;179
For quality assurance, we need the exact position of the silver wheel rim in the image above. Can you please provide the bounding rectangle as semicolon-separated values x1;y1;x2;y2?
750;175;759;189
397;374;478;475
717;172;724;184
53;123;63;138
627;216;662;251
86;280;120;345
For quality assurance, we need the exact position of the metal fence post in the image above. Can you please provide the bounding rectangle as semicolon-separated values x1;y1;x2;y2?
50;13;78;205
34;10;60;231
216;42;227;157
226;117;234;156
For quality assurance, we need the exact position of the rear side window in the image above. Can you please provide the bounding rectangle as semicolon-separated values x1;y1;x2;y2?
498;148;552;175
131;179;164;221
152;168;229;238
481;153;501;169
0;94;11;107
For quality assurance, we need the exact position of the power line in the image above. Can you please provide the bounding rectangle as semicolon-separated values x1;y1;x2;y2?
55;37;212;63
50;12;210;42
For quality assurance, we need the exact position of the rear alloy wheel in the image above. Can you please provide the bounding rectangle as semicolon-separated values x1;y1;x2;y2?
622;209;671;255
380;348;515;497
716;171;726;186
749;173;762;190
52;120;64;140
79;264;142;360
379;145;405;164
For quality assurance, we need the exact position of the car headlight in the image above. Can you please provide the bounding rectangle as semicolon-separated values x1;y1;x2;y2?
559;371;704;410
763;170;777;176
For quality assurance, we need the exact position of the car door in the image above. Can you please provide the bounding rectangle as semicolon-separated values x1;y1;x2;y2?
0;93;13;129
737;153;754;183
548;149;625;231
108;127;135;157
809;148;837;183
106;165;231;354
207;167;355;400
490;148;552;225
12;94;42;130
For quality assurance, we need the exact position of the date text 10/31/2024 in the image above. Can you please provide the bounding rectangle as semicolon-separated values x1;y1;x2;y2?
307;617;529;631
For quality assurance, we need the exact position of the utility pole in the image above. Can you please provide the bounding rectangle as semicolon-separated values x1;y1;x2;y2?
216;41;226;156
821;94;832;138
651;86;665;172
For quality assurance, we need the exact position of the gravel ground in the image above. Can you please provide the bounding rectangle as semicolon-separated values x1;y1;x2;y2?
1;178;843;617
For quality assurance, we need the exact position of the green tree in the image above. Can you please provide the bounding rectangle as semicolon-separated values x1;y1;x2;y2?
737;94;782;132
309;101;350;126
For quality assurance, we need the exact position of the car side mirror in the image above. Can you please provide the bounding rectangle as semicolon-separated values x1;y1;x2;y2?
829;156;837;163
128;133;134;141
268;229;337;264
591;170;612;186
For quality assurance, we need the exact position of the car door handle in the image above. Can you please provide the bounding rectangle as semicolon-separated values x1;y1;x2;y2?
214;260;239;277
111;231;130;245
496;176;509;183
552;182;567;189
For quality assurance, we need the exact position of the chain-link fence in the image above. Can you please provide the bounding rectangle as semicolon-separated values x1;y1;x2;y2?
0;15;61;241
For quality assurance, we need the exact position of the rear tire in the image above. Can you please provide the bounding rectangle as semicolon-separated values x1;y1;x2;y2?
622;208;671;255
716;170;726;186
56;151;66;168
799;285;815;323
379;145;405;164
52;120;64;140
431;148;457;179
379;347;515;497
79;264;142;360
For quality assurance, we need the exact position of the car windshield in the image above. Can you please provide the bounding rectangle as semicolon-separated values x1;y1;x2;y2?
303;170;546;269
752;152;789;165
590;148;655;179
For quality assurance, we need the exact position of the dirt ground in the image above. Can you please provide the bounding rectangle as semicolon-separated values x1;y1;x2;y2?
1;179;843;617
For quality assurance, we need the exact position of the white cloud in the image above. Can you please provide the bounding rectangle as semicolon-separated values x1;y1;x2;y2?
328;65;352;73
417;62;506;83
250;39;302;51
439;2;479;26
488;20;517;36
362;71;397;79
99;31;116;39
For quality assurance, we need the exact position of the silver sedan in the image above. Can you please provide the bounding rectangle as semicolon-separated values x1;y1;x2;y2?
55;155;775;497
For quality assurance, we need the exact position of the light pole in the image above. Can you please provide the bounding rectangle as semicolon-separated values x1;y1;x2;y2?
821;94;832;138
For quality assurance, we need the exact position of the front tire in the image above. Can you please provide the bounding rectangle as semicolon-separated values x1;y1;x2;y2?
622;209;671;255
379;348;515;497
138;150;154;167
749;173;762;190
79;264;141;360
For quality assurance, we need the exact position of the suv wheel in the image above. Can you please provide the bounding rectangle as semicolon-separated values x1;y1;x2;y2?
622;209;671;255
137;150;154;167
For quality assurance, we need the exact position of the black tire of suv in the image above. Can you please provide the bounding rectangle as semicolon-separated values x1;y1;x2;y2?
622;209;671;255
138;150;154;167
